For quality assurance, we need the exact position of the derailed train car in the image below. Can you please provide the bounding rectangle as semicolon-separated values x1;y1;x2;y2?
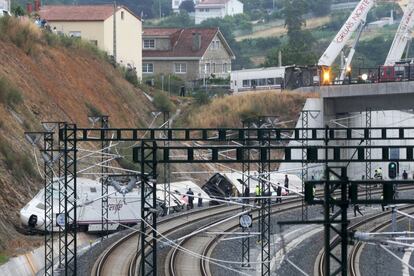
20;178;206;233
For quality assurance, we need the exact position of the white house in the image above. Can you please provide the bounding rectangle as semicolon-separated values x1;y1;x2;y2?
195;0;243;24
172;0;199;12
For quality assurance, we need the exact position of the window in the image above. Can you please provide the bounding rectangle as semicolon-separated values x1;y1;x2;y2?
205;63;210;74
69;31;81;38
212;63;216;73
210;40;220;50
121;11;124;20
223;63;228;73
267;78;275;85
90;187;97;193
258;78;266;86
143;63;154;73
143;39;155;49
174;63;187;73
242;80;250;87
89;40;97;46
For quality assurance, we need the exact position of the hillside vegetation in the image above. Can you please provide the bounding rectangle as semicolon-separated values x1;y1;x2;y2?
181;91;317;128
0;17;154;254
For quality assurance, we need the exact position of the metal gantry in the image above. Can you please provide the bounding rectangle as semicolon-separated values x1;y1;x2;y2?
53;125;414;276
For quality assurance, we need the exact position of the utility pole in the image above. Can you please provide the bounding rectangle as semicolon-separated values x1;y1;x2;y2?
159;0;162;18
113;0;117;62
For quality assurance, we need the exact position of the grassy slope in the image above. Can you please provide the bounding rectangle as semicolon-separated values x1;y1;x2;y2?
181;91;317;128
0;17;153;253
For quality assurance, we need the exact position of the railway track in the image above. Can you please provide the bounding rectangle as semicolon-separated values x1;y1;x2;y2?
348;209;414;276
93;192;313;276
92;186;411;276
317;205;414;276
166;198;311;276
92;204;239;276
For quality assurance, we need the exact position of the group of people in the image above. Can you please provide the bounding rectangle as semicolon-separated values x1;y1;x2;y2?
254;174;290;204
34;16;58;34
184;188;202;210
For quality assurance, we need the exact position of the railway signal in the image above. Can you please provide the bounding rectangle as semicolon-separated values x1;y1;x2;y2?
388;162;397;179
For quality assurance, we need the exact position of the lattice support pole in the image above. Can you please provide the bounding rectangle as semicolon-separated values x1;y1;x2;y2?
140;141;158;276
365;108;372;202
241;120;251;267
163;111;171;214
323;126;349;276
57;123;66;269
259;128;271;276
100;116;110;238
43;132;54;276
62;123;77;275
301;110;309;220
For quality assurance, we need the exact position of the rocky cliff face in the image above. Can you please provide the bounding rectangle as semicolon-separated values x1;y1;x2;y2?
0;17;153;253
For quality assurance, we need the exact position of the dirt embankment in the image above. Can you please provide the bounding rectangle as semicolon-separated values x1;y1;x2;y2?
0;18;153;254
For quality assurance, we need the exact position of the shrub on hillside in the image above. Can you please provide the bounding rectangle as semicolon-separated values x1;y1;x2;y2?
153;91;175;112
0;77;24;108
0;16;42;55
85;102;103;117
0;136;35;180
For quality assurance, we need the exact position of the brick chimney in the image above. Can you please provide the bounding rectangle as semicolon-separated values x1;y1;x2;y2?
34;0;40;12
26;2;33;14
192;32;201;51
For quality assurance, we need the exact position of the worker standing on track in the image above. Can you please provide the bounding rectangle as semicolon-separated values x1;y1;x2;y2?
255;184;261;205
276;185;282;203
186;188;194;210
284;175;289;194
354;204;363;217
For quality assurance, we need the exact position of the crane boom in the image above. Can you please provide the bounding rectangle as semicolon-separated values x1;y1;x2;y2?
318;0;375;66
384;1;414;66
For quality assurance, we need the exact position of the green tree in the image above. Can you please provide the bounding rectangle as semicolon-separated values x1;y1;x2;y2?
179;0;195;13
12;5;25;16
309;0;331;16
263;0;316;66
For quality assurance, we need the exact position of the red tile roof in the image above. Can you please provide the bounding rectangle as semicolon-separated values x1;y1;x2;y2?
143;28;222;58
40;5;140;22
143;28;181;37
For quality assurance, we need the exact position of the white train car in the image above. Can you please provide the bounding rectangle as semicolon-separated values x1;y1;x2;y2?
20;178;205;233
230;67;286;93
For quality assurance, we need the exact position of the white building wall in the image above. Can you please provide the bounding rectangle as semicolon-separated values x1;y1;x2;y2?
226;0;243;16
0;0;10;11
279;98;414;181
195;0;243;24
